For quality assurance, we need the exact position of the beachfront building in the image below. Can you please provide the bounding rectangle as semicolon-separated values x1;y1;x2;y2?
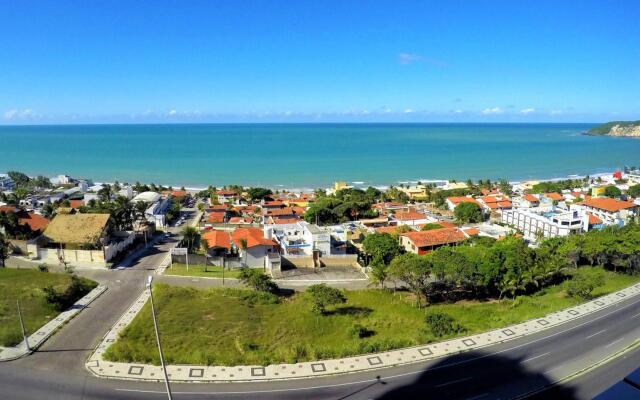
399;185;428;200
501;208;588;242
400;227;468;255
0;174;16;191
574;197;638;226
132;191;172;228
217;189;240;205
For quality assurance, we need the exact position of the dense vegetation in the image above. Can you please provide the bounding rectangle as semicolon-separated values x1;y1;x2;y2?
304;188;381;225
588;120;640;135
367;222;640;306
530;178;587;194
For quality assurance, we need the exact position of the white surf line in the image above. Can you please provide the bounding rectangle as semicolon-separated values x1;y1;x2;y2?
434;376;473;388
114;296;640;396
605;337;625;348
522;352;550;363
585;329;607;339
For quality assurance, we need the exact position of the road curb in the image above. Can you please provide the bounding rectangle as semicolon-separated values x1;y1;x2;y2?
0;284;107;362
84;281;640;383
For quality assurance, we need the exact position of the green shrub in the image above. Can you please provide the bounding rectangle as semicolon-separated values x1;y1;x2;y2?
306;284;346;314
43;275;95;311
238;268;279;294
566;268;605;299
349;323;375;339
425;312;465;337
37;264;49;273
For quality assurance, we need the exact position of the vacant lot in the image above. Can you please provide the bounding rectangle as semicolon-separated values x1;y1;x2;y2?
164;263;242;279
0;268;97;346
104;267;639;366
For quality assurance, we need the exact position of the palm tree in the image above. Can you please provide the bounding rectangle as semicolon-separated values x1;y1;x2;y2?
239;238;248;267
200;237;210;272
181;226;198;252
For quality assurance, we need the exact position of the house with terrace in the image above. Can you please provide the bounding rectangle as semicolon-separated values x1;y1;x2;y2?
574;197;638;226
231;227;280;268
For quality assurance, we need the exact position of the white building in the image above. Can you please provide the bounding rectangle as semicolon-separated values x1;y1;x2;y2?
502;208;588;241
132;191;172;228
0;174;16;191
270;221;332;256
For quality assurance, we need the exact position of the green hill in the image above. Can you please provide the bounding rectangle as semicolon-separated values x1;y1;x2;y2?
588;120;640;135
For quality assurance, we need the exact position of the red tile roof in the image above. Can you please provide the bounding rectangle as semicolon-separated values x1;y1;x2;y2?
587;213;603;225
19;212;50;232
375;225;414;234
402;228;467;248
228;217;253;224
447;196;481;206
394;210;427;221
208;205;228;212
434;220;456;228
217;190;238;196
463;227;480;236
544;192;564;201
273;217;301;225
580;198;637;213
231;227;277;248
207;212;226;223
171;190;187;198
69;200;84;209
523;194;539;203
202;230;231;249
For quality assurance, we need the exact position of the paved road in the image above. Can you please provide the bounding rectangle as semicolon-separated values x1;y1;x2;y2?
2;275;639;399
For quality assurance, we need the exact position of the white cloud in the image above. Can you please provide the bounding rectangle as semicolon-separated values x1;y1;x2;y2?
481;107;503;115
403;108;415;114
399;53;424;65
3;108;35;121
520;108;535;114
454;109;464;114
168;109;178;116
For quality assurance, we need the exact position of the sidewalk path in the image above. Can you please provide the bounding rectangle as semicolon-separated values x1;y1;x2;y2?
86;282;640;383
0;285;106;362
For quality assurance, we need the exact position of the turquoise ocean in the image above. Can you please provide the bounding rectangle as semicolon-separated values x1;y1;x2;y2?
1;123;639;189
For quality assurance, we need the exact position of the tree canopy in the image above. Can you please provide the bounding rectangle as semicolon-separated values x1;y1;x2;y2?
362;233;402;265
454;202;483;223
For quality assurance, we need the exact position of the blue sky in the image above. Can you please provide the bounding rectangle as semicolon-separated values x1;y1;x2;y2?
1;0;639;124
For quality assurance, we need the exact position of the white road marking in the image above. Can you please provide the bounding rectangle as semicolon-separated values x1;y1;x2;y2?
605;337;625;348
434;376;473;388
522;352;550;363
466;393;490;400
585;329;606;339
114;296;640;396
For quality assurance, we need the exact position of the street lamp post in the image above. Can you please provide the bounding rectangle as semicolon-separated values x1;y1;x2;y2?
147;276;173;400
16;299;30;351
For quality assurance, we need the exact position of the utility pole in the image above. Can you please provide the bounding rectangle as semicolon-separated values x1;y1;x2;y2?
147;276;173;400
16;299;30;351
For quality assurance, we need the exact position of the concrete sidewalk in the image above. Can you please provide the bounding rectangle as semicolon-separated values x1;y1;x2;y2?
0;285;107;362
85;282;640;383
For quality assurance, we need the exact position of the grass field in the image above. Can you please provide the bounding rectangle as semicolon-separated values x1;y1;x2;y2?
164;263;242;279
0;268;97;346
103;267;640;366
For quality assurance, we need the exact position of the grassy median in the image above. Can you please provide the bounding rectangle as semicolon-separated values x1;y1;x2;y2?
164;263;242;279
0;268;97;346
103;267;639;366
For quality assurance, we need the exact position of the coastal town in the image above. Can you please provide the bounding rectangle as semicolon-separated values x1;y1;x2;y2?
1;169;639;274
